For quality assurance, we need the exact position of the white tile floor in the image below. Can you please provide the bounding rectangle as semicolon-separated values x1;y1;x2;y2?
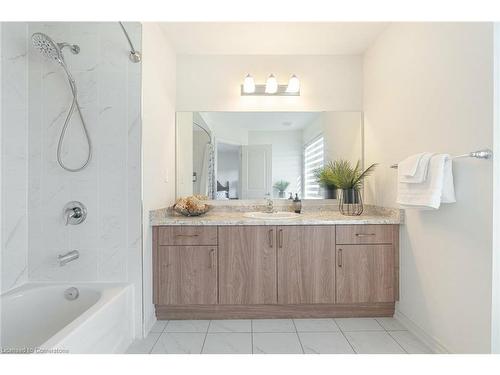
126;317;433;354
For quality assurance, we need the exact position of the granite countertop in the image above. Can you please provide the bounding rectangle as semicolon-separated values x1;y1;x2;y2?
150;205;403;226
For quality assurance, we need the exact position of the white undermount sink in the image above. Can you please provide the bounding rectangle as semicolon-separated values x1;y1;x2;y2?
243;211;301;220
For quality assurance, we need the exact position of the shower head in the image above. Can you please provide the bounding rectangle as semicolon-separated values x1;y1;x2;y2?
32;32;63;63
31;32;80;64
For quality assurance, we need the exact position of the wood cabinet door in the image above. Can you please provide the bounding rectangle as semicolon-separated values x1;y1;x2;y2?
218;226;277;304
277;226;336;304
336;244;395;303
158;246;218;305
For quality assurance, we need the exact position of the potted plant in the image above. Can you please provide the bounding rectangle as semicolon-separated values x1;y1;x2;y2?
313;162;338;199
273;180;290;198
328;159;377;215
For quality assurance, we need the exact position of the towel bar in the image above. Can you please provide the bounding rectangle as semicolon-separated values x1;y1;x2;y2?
390;149;493;169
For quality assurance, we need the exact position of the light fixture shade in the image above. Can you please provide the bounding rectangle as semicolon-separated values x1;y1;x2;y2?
286;74;300;93
265;74;278;94
243;74;255;93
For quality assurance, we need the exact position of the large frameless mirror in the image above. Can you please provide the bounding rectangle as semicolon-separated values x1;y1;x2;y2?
176;111;363;201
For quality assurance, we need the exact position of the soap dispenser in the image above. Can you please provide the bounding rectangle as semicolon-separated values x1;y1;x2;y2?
288;192;293;200
293;193;302;214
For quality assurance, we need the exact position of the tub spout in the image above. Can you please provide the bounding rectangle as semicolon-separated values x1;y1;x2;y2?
58;250;79;266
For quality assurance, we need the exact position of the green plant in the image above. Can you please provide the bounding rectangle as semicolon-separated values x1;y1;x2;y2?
313;162;337;188
327;159;377;190
273;180;290;192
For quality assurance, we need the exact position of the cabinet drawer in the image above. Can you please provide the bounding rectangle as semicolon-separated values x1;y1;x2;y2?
158;226;218;246
336;225;396;245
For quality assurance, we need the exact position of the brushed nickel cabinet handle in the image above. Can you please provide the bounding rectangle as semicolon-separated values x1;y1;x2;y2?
278;229;283;248
355;233;376;237
209;249;216;268
268;229;274;248
338;249;343;267
175;234;199;237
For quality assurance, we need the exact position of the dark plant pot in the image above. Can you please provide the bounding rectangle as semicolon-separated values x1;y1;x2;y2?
339;188;363;216
278;191;285;198
325;186;338;199
342;188;360;204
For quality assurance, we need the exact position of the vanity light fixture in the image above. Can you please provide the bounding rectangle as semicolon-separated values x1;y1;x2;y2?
265;74;278;94
240;74;300;96
286;74;300;93
242;74;255;94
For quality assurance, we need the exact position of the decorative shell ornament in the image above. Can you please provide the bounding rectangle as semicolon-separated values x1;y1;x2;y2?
172;195;212;216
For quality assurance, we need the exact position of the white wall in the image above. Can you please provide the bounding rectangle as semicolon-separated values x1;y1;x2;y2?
364;22;494;353
141;22;177;335
175;111;193;197
302;112;362;166
248;130;303;197
1;23;29;293
492;22;500;354
176;55;363;112
302;114;323;146
323;112;362;166
208;121;249;145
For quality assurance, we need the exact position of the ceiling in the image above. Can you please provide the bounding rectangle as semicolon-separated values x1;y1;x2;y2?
199;112;320;131
161;22;389;55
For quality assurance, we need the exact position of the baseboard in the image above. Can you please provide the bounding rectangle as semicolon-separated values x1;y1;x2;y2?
156;303;395;320
144;309;157;337
394;309;450;354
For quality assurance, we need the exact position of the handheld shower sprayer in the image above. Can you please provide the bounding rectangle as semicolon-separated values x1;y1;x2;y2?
31;32;92;172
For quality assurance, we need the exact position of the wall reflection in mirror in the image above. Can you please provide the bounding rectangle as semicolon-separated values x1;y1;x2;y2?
176;112;363;200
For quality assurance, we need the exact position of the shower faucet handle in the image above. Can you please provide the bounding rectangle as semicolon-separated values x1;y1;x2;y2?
64;201;87;226
65;207;82;225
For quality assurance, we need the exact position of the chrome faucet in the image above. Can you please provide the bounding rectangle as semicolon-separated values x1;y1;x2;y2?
58;250;79;266
265;197;274;213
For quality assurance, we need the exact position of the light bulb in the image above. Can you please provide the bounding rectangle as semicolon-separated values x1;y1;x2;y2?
265;74;278;94
286;74;300;93
243;74;255;94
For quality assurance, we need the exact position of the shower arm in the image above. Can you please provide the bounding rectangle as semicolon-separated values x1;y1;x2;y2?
118;22;141;63
57;42;80;55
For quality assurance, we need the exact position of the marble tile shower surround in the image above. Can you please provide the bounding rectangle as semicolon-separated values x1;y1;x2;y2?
1;22;142;304
1;23;29;292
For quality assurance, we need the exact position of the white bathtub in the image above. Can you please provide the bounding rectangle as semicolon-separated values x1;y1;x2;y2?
0;283;134;354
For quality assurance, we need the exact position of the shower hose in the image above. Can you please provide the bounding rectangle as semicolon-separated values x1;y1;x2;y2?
57;63;92;172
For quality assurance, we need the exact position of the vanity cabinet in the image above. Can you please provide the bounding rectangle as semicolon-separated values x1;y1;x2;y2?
335;244;395;303
153;226;218;306
218;226;277;304
335;225;399;304
153;224;399;319
277;226;336;304
157;246;217;305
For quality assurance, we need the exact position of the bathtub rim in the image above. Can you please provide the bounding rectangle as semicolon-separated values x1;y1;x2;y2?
1;282;133;350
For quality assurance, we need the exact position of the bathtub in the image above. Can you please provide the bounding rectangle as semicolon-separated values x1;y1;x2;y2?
0;283;134;354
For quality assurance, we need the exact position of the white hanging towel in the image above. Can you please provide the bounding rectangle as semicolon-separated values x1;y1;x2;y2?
398;152;433;183
397;154;456;209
